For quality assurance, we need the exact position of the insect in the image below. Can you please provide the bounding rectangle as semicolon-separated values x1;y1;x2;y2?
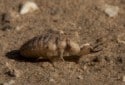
20;29;94;62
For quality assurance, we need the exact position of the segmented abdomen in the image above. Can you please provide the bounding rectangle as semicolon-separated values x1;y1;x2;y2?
20;32;60;59
20;36;45;58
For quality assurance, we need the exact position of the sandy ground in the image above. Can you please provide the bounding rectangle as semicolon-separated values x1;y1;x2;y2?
0;0;125;85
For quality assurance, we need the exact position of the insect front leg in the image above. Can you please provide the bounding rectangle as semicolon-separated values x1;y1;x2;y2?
57;40;66;62
59;49;65;62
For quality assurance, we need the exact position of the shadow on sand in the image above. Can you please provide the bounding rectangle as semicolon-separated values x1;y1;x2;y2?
6;50;80;63
6;50;49;63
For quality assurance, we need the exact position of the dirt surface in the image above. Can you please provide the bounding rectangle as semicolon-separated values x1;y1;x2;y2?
0;0;125;85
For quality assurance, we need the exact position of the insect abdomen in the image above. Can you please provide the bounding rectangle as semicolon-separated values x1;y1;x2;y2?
20;36;46;58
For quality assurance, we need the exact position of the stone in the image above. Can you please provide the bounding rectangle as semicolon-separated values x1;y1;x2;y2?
20;1;39;15
104;4;119;17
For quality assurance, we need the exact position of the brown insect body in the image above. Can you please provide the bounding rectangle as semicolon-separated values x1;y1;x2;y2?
20;29;92;61
21;31;57;58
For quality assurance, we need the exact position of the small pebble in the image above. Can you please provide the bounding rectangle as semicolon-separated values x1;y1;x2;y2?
83;65;87;70
49;78;55;82
5;63;22;77
15;26;22;31
0;13;13;31
5;69;21;78
3;80;15;85
0;40;8;51
42;62;53;68
117;33;125;44
20;1;39;15
123;76;125;82
77;75;83;80
104;4;119;17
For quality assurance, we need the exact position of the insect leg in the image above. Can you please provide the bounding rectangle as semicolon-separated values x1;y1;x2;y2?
59;49;65;62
